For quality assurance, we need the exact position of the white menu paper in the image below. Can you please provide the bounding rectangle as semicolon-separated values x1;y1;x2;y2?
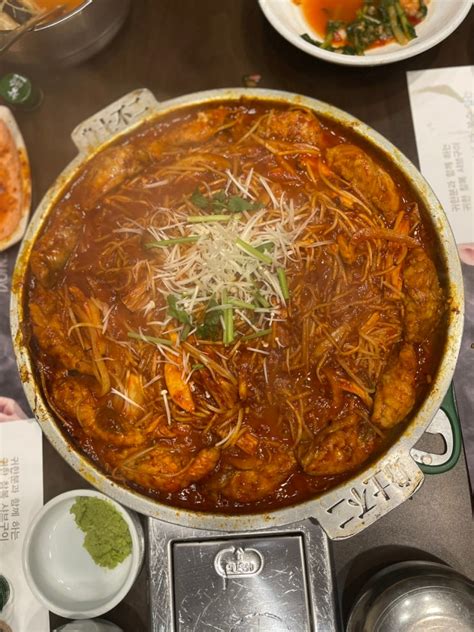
408;65;474;494
407;66;474;256
0;419;49;632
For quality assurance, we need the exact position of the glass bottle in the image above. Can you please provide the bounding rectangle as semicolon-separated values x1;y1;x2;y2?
0;73;43;110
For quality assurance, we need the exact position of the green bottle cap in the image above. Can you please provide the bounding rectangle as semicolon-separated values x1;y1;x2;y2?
0;73;43;110
0;575;10;612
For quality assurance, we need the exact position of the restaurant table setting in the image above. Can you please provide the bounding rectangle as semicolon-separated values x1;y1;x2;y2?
0;1;473;631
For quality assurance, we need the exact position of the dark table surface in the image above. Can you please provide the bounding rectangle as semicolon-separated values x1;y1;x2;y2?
1;1;473;630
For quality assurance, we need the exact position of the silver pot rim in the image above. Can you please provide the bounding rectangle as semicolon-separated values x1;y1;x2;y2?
0;0;93;34
33;0;93;32
10;87;464;538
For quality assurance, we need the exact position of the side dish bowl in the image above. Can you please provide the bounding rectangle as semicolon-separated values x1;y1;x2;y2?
0;106;31;252
11;88;464;540
0;0;131;66
258;0;472;66
22;489;144;619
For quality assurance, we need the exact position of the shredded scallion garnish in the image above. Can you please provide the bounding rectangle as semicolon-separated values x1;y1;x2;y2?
222;290;234;345
228;297;257;310
241;328;272;341
187;215;232;223
128;332;173;347
254;289;270;308
146;236;200;248
235;237;273;265
277;267;290;300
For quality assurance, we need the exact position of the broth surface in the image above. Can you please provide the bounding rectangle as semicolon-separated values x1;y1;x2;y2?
35;0;83;11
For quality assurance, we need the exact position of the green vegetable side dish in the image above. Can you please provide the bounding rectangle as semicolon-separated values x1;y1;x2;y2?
301;0;428;56
70;497;132;570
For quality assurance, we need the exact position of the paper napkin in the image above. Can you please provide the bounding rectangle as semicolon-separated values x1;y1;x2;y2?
0;419;49;632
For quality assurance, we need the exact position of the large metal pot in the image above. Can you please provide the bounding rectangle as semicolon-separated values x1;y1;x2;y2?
0;0;130;66
10;88;464;539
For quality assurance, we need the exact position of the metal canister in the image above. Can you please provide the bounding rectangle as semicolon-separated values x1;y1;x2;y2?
0;0;131;67
347;561;474;632
0;73;43;110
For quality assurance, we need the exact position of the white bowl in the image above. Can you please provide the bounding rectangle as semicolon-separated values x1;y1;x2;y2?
258;0;472;66
22;489;144;619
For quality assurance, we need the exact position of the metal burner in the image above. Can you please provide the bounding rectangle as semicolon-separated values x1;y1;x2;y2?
148;518;339;632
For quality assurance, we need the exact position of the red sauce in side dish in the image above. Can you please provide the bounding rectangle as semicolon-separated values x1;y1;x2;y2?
300;0;364;37
296;0;428;52
34;0;83;12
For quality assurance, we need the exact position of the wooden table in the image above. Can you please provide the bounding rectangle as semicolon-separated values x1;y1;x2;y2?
2;2;473;629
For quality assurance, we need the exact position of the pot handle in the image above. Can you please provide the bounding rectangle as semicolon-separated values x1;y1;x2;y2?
313;451;424;540
410;383;462;475
71;89;161;154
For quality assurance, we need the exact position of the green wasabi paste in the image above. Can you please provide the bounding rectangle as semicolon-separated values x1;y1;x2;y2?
70;496;132;569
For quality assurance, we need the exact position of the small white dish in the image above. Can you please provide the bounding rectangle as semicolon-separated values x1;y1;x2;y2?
258;0;472;66
22;489;144;619
0;106;31;251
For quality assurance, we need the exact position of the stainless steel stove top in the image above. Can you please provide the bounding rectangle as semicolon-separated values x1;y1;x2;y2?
148;518;339;632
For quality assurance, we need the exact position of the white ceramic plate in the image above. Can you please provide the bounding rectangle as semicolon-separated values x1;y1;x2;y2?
0;106;31;251
22;489;144;619
258;0;472;66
